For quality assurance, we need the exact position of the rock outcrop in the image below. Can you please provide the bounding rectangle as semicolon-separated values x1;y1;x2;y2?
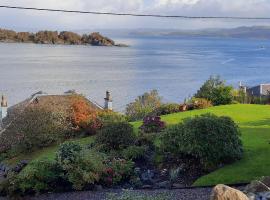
210;184;249;200
0;28;127;47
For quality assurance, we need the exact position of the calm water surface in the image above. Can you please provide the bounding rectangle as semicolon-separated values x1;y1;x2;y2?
0;36;270;111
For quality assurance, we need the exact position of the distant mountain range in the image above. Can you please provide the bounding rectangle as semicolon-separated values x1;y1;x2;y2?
129;26;270;39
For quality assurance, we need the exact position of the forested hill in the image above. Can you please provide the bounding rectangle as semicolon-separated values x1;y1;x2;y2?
0;28;127;46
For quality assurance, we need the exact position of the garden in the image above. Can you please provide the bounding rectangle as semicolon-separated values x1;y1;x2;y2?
0;76;269;198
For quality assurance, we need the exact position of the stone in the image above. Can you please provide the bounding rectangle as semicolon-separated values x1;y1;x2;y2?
210;184;249;200
142;185;153;189
245;177;270;193
155;181;171;189
94;185;103;191
141;169;155;185
172;183;185;189
256;192;270;200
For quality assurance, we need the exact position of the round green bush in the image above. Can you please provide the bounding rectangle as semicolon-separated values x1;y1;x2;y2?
160;114;243;171
96;122;136;151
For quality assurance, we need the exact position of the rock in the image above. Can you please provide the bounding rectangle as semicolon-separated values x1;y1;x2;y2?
142;185;153;189
141;169;155;185
245;177;270;193
155;181;171;189
94;185;103;191
256;192;270;200
172;183;185;189
210;184;249;200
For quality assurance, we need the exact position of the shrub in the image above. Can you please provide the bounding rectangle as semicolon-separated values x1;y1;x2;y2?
152;103;180;115
160;114;243;171
190;98;212;109
14;160;62;194
96;122;136;151
126;90;162;121
102;158;134;186
7;106;69;152
121;145;148;161
56;142;105;190
98;111;127;126
139;116;166;133
194;76;233;105
71;99;101;135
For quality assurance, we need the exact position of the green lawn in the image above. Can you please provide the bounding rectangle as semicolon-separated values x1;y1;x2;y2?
132;104;270;186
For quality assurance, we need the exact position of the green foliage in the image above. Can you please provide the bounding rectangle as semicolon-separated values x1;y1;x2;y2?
15;160;62;194
121;145;148;160
56;142;105;190
96;122;136;151
194;76;233;105
98;111;127;126
102;159;134;186
8;106;70;153
160;114;243;171
152;103;180;116
126;90;162;121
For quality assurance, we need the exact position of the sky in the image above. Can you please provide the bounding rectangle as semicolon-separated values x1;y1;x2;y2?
1;0;270;31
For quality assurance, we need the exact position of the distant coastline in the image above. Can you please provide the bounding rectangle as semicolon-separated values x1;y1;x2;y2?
0;28;128;47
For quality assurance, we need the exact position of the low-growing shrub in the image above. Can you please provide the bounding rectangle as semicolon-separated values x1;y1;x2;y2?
190;98;212;109
152;103;180;115
56;142;105;190
102;158;134;186
14;159;62;194
140;116;166;133
121;145;148;161
98;111;127;126
160;114;243;171
96;122;136;151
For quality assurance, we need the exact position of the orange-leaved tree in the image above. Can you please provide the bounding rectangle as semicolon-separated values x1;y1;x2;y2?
71;99;102;135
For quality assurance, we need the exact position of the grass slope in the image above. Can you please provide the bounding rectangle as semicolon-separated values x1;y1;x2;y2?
4;137;94;166
133;104;270;186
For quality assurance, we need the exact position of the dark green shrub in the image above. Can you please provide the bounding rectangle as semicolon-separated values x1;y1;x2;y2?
13;160;62;195
56;142;105;190
152;103;180;115
126;90;162;121
96;122;136;151
121;145;148;161
160;114;243;171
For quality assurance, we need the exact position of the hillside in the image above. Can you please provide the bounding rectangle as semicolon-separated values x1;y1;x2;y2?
132;104;270;186
130;26;270;39
3;104;270;187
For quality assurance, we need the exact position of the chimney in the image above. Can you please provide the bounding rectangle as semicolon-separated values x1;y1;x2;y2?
104;91;113;111
0;95;8;122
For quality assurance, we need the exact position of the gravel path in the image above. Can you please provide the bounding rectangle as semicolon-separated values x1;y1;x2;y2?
27;188;214;200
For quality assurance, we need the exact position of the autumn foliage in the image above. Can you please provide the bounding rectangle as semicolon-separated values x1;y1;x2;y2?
71;99;102;135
